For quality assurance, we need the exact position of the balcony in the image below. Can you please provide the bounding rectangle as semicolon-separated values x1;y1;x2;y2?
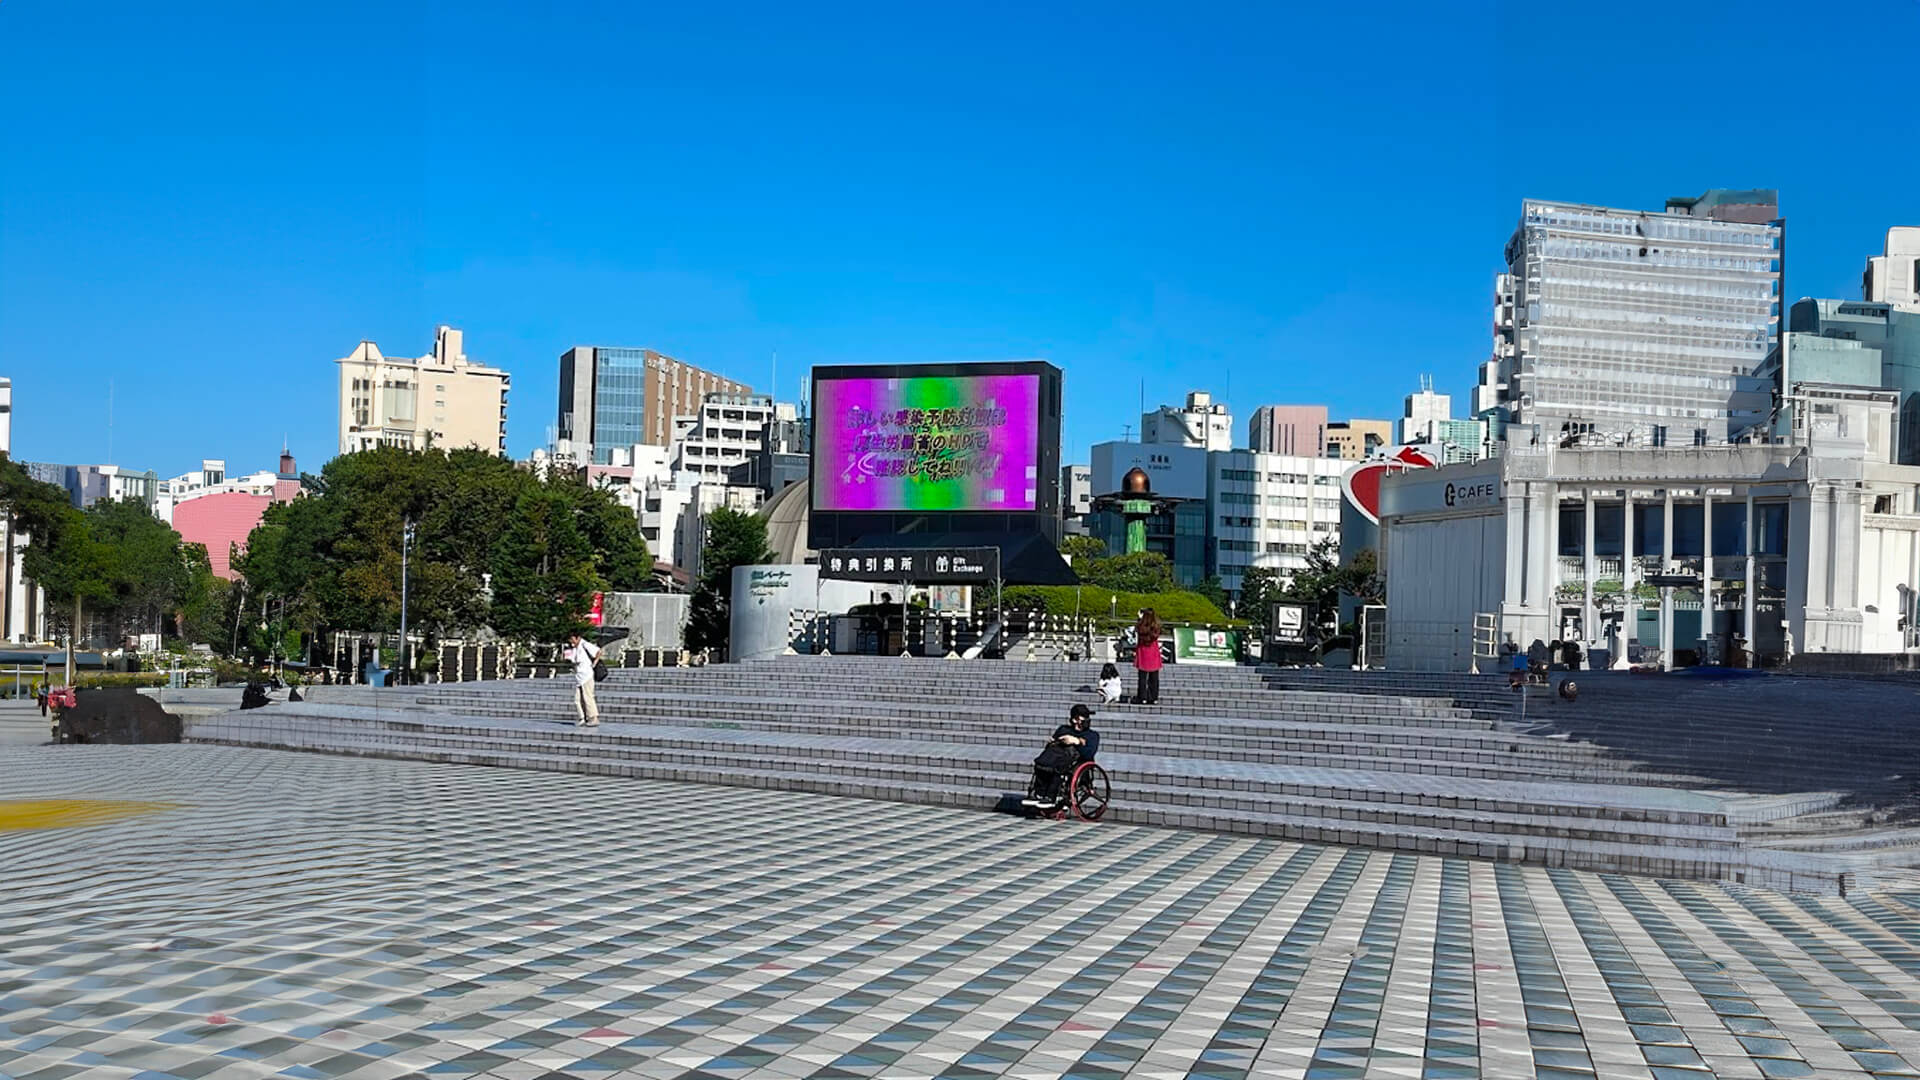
1555;555;1622;585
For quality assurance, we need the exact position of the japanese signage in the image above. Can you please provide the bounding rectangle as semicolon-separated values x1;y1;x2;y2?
818;546;1001;584
1172;626;1240;666
1269;603;1308;644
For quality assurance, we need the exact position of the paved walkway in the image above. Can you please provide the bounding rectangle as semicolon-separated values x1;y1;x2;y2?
8;745;1920;1079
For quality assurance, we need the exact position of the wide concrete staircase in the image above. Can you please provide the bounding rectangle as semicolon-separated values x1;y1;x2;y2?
181;656;1920;894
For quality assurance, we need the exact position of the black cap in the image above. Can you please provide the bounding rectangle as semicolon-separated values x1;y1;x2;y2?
1070;703;1095;721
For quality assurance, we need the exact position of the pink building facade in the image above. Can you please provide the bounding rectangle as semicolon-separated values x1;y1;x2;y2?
1248;405;1329;456
174;492;274;579
170;451;303;580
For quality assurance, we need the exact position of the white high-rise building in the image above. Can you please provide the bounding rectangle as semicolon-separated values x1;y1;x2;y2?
1478;189;1783;448
1400;379;1452;445
670;394;792;485
1865;227;1920;313
1208;450;1353;597
1143;391;1234;452
338;326;510;456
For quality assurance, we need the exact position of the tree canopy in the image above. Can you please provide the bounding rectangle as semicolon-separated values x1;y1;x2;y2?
0;455;217;648
684;507;772;654
237;447;651;647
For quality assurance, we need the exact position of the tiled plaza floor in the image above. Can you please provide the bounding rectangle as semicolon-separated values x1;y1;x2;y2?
7;747;1920;1079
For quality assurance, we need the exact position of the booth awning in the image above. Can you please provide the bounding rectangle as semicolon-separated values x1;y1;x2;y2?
836;531;1078;586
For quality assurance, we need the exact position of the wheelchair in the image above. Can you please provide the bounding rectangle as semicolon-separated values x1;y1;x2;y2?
1025;759;1112;822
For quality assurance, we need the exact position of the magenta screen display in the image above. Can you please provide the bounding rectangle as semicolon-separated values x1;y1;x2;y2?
812;374;1041;511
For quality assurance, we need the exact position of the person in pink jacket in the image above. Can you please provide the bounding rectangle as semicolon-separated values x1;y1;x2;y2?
1133;608;1163;705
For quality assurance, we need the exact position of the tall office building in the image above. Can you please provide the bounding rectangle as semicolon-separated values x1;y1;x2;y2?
1247;404;1327;456
1865;227;1920;313
1477;189;1784;447
337;326;510;456
556;346;750;465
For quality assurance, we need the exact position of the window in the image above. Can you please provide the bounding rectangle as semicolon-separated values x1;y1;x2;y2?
1651;425;1667;448
1874;494;1896;515
1693;428;1708;446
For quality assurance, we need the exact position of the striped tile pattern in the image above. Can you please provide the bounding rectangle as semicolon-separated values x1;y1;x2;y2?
6;744;1920;1079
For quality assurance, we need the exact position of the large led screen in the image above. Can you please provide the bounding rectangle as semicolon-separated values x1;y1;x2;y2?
813;374;1040;511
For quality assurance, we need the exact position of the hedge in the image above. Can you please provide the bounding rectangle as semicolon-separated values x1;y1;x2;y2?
1000;586;1239;629
73;672;170;689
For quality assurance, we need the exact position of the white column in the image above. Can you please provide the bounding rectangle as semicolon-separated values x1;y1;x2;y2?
1620;495;1635;645
1583;488;1596;645
1504;486;1525;613
1908;517;1919;650
1545;483;1560;634
1702;491;1714;659
1661;492;1675;671
1744;492;1756;664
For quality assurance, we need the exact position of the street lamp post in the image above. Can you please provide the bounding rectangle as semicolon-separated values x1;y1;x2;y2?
399;517;415;686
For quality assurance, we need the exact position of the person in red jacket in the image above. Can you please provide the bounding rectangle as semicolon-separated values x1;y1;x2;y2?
1133;608;1163;705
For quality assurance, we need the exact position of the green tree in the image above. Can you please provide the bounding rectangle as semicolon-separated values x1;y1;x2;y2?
1192;575;1231;617
1076;550;1176;594
85;497;193;642
685;507;773;654
568;484;652;591
488;487;599;644
1238;566;1285;623
0;458;97;651
176;545;232;648
240;447;653;651
1279;539;1384;626
1059;534;1108;566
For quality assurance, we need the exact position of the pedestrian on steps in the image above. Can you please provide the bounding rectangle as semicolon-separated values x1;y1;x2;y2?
564;630;601;728
1133;608;1163;705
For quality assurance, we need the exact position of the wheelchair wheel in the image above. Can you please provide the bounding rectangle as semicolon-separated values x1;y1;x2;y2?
1067;762;1110;822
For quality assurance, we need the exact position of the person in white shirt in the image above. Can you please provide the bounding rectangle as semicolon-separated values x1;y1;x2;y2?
564;631;601;727
1096;662;1124;704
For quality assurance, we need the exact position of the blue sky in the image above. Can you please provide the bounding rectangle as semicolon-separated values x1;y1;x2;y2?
2;1;1915;480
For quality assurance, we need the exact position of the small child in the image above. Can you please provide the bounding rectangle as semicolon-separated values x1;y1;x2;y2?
1096;663;1124;704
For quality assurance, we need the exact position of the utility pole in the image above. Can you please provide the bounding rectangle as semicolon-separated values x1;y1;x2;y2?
399;517;415;685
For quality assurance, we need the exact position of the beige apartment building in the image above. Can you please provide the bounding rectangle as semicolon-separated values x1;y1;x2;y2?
1324;418;1394;460
337;326;510;456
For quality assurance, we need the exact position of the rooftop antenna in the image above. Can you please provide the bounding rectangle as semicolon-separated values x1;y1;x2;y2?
107;379;114;463
771;349;778;406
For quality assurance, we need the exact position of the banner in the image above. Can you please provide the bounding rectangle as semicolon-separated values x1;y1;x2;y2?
1173;626;1240;666
818;546;1001;584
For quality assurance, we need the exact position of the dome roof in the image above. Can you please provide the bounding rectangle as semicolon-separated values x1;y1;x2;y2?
1121;466;1152;495
760;479;813;565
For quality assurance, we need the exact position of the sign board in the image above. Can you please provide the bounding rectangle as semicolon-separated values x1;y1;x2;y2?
588;592;605;627
1441;477;1500;510
1644;574;1701;589
1269;603;1308;644
819;546;1001;584
1340;446;1438;524
1090;441;1208;500
1173;626;1240;666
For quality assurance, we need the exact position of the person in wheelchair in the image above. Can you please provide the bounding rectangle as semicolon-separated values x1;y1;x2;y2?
1023;703;1100;809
